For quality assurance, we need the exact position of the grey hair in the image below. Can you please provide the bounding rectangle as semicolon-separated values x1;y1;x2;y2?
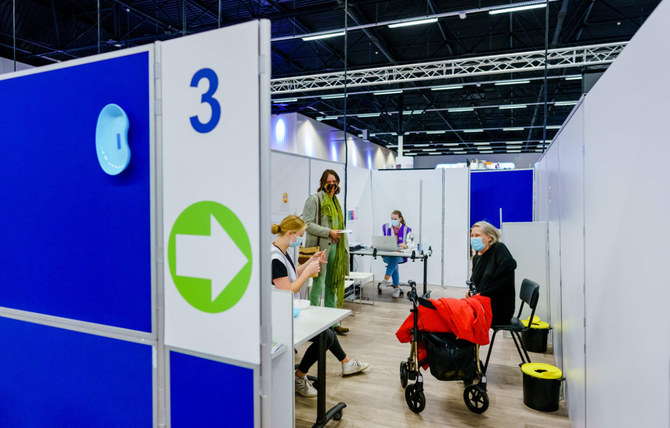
472;220;500;245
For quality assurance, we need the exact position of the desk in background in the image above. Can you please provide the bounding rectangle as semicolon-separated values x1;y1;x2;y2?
349;247;432;296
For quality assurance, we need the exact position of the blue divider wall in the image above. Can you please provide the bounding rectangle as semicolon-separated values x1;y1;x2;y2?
470;169;533;228
170;351;254;427
0;52;152;332
0;317;153;427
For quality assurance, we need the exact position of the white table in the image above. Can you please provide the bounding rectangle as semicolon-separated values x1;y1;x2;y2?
294;306;351;427
344;272;375;310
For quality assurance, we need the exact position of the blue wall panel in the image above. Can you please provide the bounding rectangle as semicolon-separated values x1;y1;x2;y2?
0;52;151;332
470;169;533;228
170;351;254;427
0;317;152;427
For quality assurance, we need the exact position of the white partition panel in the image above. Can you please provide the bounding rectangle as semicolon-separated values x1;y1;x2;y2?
371;170;424;284
581;2;670;426
443;168;469;287
557;103;586;428
270;151;310;220
501;222;549;321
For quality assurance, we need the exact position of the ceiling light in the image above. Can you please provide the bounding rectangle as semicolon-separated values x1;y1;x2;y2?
373;89;403;95
388;17;438;29
565;75;582;80
453;151;467;154
369;133;377;137
272;98;297;103
546;125;561;129
502;127;524;131
444;143;459;146
357;112;381;118
489;2;546;15
448;107;474;113
495;79;530;86
415;144;430;147
302;31;345;41
426;130;445;135
463;129;484;133
321;93;347;100
428;152;442;155
499;104;527;110
508;149;522;153
479;150;493;153
423;149;437;152
317;116;338;121
554;101;578;106
431;84;463;91
507;141;523;145
403;110;423;115
473;142;490;146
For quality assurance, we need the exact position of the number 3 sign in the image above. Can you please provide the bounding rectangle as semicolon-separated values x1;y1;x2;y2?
189;67;221;134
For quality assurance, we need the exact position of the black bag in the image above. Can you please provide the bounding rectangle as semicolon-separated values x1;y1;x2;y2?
423;332;476;381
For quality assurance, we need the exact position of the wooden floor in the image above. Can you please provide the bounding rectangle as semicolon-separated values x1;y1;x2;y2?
294;284;570;428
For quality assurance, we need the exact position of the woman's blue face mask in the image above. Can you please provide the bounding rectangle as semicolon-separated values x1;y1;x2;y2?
470;237;485;252
289;234;304;248
390;219;400;227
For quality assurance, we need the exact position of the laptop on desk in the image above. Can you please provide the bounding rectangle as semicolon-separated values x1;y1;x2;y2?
371;235;398;251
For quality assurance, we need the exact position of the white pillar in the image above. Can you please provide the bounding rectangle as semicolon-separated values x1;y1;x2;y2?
398;134;403;157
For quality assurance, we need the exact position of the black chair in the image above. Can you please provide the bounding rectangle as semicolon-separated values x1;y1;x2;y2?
483;278;540;370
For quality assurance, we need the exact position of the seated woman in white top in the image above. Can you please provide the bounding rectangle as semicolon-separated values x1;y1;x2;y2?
271;215;369;397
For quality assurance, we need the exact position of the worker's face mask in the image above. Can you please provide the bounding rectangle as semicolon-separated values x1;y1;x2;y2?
470;237;485;252
289;234;304;248
326;183;339;193
390;219;400;227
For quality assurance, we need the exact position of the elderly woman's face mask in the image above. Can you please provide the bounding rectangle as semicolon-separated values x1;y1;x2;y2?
470;227;489;251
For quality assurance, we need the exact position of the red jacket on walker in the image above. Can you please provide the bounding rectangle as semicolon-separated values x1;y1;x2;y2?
396;295;493;366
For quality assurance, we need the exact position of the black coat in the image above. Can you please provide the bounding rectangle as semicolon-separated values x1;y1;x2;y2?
470;242;517;325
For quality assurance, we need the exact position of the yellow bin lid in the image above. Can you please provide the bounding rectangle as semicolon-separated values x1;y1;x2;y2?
521;363;563;379
522;319;550;329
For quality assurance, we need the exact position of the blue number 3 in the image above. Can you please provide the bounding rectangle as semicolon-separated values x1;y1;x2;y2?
189;68;221;133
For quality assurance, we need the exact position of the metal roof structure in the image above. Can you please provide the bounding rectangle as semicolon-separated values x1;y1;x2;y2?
1;0;661;155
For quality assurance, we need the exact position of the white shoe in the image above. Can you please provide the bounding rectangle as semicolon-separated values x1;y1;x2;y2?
295;375;317;397
392;287;401;298
380;279;390;287
342;359;370;376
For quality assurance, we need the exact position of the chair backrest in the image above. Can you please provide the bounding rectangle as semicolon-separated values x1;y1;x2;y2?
516;278;540;320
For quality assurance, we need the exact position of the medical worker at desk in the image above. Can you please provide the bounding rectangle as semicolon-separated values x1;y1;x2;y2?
380;210;412;298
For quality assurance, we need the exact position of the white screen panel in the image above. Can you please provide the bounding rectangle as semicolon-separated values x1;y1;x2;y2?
443;168;469;287
557;103;586;428
270;151;310;221
582;2;670;425
501;222;549;321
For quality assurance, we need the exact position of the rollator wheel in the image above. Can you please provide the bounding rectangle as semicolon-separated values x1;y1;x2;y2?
399;361;409;388
333;410;342;421
463;384;489;414
377;283;382;295
405;383;426;413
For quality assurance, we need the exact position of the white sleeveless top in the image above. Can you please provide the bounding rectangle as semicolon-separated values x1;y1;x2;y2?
271;245;299;300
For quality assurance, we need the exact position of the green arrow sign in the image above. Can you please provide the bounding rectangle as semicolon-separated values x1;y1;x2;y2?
167;201;252;313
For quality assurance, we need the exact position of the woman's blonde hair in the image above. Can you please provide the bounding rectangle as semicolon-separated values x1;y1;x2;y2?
472;220;500;245
271;215;306;236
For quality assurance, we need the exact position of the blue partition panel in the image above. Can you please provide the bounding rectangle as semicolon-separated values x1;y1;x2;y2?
470;169;533;228
170;351;254;427
0;317;152;427
0;52;151;332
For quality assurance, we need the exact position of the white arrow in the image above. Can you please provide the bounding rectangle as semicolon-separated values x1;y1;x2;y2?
176;215;249;302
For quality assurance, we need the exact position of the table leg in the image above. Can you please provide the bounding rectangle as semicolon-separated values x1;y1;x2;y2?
423;256;428;296
313;330;346;428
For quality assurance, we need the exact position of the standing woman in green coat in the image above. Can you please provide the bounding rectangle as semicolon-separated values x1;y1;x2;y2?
302;169;350;335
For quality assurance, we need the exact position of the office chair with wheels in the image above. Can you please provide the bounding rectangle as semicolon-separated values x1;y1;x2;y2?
483;278;540;370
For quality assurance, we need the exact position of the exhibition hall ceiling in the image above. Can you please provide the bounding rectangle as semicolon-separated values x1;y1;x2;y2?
1;0;660;155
